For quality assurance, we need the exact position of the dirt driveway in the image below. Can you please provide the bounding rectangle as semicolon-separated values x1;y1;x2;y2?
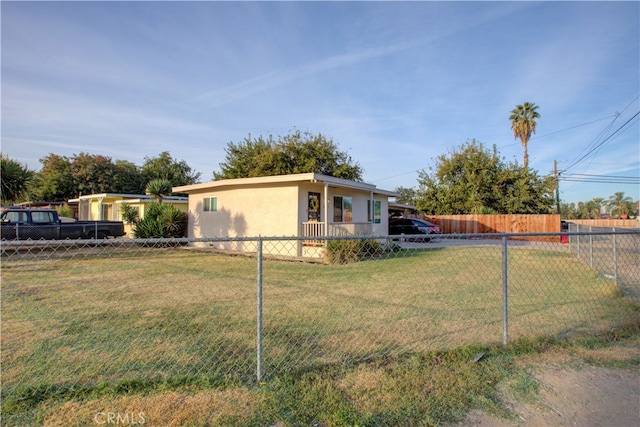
462;366;639;427
454;336;640;427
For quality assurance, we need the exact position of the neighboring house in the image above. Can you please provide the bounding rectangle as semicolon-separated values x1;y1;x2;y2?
14;201;79;218
68;193;188;237
173;173;399;258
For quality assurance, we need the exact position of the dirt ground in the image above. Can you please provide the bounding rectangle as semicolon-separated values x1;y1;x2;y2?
459;356;640;427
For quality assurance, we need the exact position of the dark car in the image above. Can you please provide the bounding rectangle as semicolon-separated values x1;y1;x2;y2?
389;218;441;242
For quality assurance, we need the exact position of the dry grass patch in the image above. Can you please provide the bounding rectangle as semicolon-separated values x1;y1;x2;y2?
43;388;262;427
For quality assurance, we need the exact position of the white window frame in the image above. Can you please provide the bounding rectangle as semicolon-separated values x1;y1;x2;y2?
203;197;218;212
333;196;353;223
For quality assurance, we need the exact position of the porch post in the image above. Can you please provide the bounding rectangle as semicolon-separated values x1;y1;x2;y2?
324;183;329;238
97;197;104;220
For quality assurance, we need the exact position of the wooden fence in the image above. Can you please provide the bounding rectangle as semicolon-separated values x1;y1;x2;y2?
422;214;561;241
566;219;639;229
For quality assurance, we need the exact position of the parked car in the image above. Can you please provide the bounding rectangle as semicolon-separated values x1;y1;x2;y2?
1;208;125;240
389;218;441;242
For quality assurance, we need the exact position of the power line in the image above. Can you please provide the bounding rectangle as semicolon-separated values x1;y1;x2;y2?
560;172;640;184
562;111;640;173
532;114;618;140
618;95;640;115
560;178;639;185
498;114;618;150
565;173;639;179
370;169;419;183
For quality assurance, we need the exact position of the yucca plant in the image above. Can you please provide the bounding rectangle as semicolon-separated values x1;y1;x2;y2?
134;216;166;238
119;203;140;225
158;205;187;237
145;179;173;203
133;202;186;238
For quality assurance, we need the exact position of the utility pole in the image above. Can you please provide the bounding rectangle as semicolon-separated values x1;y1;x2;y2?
554;160;561;215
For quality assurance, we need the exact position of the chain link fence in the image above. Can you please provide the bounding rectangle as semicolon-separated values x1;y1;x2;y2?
2;231;638;419
566;223;640;295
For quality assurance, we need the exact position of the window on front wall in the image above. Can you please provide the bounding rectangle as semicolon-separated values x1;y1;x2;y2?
203;197;217;212
333;196;352;222
367;200;382;224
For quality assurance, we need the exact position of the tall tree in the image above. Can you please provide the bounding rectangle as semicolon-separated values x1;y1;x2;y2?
112;160;146;194
415;140;553;215
30;154;75;201
214;130;363;181
1;154;34;204
560;202;580;219
497;163;556;214
70;153;117;196
607;192;634;218
141;152;201;187
394;186;418;206
509;102;540;170
590;197;605;218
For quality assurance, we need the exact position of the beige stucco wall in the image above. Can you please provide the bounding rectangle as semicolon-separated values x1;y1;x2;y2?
188;183;300;239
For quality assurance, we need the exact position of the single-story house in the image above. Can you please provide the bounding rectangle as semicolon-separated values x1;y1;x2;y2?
68;193;189;237
173;173;399;258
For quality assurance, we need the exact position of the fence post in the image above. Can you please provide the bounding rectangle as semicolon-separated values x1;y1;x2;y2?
502;235;509;346
612;228;618;284
589;226;593;268
576;224;581;261
256;237;264;383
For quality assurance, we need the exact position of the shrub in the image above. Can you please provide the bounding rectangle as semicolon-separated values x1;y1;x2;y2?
55;204;74;219
120;203;140;225
325;238;383;265
133;203;187;238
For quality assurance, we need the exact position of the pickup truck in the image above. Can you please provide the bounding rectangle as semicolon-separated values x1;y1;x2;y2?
1;209;126;240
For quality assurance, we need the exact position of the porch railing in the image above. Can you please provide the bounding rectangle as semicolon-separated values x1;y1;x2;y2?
301;222;373;245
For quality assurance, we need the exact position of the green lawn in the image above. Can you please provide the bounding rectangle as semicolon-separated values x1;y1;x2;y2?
1;244;636;425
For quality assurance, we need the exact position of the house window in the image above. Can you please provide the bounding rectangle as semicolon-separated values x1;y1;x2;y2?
333;196;352;222
204;197;217;212
367;200;382;224
373;200;381;224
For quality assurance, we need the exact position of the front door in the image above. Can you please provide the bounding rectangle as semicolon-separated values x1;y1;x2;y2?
308;192;321;221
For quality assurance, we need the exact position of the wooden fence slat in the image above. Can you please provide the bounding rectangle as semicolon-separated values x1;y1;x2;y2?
568;219;639;228
420;214;562;242
411;215;638;241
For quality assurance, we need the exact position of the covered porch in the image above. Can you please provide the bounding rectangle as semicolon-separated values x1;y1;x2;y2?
301;221;373;246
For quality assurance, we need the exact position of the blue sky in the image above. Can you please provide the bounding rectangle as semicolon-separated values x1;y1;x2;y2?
2;1;638;205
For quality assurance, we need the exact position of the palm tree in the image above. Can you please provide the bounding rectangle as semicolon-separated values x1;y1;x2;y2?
1;154;34;204
584;200;599;219
607;192;633;218
145;179;173;204
509;102;540;170
590;197;605;219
